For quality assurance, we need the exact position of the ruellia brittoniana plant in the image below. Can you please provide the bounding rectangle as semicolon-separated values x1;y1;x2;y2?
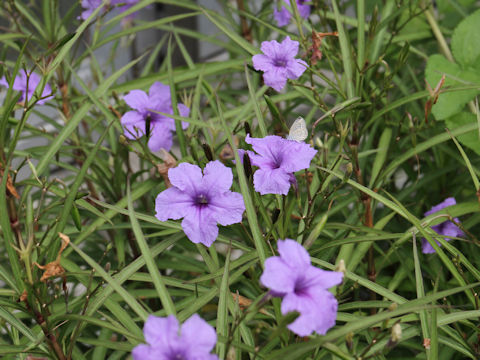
1;1;480;359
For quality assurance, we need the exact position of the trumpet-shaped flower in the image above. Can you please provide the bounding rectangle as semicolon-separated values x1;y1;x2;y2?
422;197;463;254
132;314;218;360
242;134;317;195
155;161;245;247
252;36;307;91
274;0;311;27
121;82;189;152
260;239;343;336
0;72;53;105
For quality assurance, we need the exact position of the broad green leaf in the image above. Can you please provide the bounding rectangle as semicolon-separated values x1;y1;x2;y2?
451;9;480;68
445;112;480;154
425;54;480;120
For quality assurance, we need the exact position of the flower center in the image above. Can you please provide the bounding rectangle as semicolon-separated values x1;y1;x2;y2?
274;58;287;67
195;194;209;206
293;277;308;296
270;153;283;169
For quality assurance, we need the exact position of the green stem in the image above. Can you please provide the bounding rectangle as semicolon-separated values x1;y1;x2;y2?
423;2;454;62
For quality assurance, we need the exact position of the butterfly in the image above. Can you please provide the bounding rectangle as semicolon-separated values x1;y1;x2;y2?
286;117;308;142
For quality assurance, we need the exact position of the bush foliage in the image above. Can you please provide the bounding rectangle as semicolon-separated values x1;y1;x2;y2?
1;0;480;359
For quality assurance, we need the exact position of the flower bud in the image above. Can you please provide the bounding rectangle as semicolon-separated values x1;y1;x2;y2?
202;143;214;161
345;332;354;350
119;134;128;145
336;259;346;274
388;303;398;312
391;323;402;343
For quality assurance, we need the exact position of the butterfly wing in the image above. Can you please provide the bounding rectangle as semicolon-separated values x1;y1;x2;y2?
287;117;308;142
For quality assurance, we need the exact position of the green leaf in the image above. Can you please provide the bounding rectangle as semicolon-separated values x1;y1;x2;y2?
425;54;480;120
451;9;480;68
127;181;176;315
68;241;150;321
216;247;230;358
445;112;480;154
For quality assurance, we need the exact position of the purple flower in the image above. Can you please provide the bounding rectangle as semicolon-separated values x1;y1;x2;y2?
0;72;53;105
422;197;463;254
261;239;343;336
241;134;317;195
155;161;245;247
121;82;189;152
79;0;104;20
252;36;307;91
132;314;218;360
274;0;311;26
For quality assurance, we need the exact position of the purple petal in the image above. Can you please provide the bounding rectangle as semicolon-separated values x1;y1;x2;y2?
282;288;338;336
277;239;311;270
421;238;437;254
201;160;233;193
274;6;291;26
279;141;317;173
441;219;463;238
80;0;103;19
252;54;274;72
260;257;296;294
23;72;41;95
0;77;8;87
263;68;288;92
121;111;145;139
308;289;339;335
131;344;156;360
280;36;300;58
286;59;307;79
245;135;282;160
246;152;274;168
149;81;171;100
181;314;217;354
36;83;53;105
208;191;245;226
155;187;194;222
253;168;291;195
302;267;343;289
281;292;316;336
260;39;281;58
25;73;53;105
298;2;311;19
12;72;28;92
143;314;178;347
148;124;174;152
424;197;456;216
168;163;203;194
124;89;149;112
181;208;219;247
178;103;190;129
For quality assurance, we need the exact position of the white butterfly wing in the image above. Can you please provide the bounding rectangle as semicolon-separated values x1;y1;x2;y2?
287;117;308;142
